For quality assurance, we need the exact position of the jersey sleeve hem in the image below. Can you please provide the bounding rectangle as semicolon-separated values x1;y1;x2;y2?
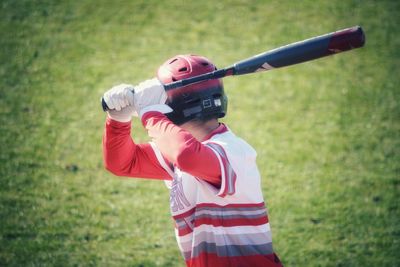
205;142;237;197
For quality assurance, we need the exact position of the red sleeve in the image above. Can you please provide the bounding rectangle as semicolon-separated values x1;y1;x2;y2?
103;117;172;180
141;112;222;187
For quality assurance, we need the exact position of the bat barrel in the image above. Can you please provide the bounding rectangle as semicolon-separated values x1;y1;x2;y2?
233;26;365;75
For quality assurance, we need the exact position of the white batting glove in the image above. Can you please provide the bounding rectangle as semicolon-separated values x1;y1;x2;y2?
133;78;173;118
103;84;136;122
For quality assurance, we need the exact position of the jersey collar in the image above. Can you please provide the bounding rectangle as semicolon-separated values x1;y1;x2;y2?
203;123;229;141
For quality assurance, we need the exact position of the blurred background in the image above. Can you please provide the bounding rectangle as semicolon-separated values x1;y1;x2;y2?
0;0;398;266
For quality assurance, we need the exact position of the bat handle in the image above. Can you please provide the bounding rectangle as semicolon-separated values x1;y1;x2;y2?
101;68;236;111
101;88;136;112
164;67;235;91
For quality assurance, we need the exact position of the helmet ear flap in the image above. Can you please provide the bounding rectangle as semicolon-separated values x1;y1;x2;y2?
157;54;227;125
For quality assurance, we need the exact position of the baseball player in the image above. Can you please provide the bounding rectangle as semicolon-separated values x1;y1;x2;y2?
102;54;283;267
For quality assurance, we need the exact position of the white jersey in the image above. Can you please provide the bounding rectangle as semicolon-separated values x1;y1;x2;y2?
152;127;275;266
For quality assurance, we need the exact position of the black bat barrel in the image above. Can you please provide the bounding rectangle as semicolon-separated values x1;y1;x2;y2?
233;26;365;75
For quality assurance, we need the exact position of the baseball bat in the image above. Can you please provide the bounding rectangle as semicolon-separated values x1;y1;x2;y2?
102;25;365;111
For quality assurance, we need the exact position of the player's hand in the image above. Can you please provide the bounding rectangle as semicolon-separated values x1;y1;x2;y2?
103;84;136;122
133;78;172;118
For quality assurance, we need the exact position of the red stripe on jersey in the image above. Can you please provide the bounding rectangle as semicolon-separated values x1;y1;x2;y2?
177;226;194;236
173;207;196;220
196;202;266;209
194;216;269;228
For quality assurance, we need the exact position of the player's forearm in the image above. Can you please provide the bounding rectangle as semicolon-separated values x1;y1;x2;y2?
103;117;136;176
142;112;221;186
103;117;172;180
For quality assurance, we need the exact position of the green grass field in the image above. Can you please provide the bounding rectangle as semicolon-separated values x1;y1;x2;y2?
0;0;399;266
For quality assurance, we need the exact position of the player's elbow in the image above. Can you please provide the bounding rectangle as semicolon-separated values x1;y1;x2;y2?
103;154;129;177
104;160;123;176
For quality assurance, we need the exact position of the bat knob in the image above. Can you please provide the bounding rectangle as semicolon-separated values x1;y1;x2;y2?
101;97;109;112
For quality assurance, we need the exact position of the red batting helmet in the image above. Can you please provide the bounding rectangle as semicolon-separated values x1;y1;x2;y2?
157;54;227;125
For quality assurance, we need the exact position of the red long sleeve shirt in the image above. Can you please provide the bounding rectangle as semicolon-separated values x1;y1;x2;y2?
103;112;225;187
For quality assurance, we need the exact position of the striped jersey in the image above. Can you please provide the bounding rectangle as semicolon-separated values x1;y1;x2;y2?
152;127;282;267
